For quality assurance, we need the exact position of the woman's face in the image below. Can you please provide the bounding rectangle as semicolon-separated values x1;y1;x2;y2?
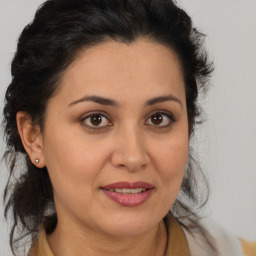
41;39;188;236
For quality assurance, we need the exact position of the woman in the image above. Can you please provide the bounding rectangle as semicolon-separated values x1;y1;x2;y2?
2;0;254;255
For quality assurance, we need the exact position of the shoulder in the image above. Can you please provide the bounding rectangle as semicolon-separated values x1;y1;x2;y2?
182;218;244;256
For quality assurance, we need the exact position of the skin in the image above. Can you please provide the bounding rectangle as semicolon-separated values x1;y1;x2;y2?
17;38;189;256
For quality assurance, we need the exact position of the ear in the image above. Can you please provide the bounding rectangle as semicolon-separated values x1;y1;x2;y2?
16;111;45;168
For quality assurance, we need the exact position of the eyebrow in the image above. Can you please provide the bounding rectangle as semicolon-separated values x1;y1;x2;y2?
69;95;118;107
145;95;182;107
68;94;182;107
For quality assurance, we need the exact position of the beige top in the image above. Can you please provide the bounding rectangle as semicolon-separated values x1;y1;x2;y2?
241;239;256;256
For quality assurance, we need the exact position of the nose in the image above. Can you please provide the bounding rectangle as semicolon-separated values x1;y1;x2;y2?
110;127;150;172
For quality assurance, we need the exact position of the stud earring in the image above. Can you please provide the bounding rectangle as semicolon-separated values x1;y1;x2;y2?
35;159;39;164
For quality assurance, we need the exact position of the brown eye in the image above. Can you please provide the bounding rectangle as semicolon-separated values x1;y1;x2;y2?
81;113;112;129
146;112;174;128
151;113;163;125
90;114;102;126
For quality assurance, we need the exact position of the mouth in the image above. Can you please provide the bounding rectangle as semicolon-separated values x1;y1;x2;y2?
101;182;154;207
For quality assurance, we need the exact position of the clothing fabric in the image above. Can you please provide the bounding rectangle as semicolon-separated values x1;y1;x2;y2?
240;239;256;256
29;214;254;256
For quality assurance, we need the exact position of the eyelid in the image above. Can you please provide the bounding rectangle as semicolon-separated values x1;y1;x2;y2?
80;111;112;130
145;110;176;128
79;109;176;131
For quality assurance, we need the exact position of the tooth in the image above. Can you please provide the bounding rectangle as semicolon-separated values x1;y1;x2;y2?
122;188;131;194
114;189;123;193
131;188;142;193
110;188;147;194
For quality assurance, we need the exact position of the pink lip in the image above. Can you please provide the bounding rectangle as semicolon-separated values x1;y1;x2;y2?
101;181;154;207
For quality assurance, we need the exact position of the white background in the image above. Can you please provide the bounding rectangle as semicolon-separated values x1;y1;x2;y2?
0;0;255;255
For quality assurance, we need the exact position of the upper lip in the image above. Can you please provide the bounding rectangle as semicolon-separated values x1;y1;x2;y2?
101;181;154;190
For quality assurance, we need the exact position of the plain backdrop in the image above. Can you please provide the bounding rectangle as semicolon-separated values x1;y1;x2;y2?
0;0;255;255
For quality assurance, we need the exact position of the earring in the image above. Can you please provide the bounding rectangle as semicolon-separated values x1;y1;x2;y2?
35;159;39;164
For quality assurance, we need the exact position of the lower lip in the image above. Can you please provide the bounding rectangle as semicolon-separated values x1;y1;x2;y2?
102;189;154;207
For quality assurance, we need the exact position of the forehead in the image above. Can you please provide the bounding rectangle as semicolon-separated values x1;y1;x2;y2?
54;38;185;105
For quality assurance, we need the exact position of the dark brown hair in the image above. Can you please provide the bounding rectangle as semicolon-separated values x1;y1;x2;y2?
2;0;213;254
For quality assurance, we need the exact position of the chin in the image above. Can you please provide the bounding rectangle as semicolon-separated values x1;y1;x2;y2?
97;212;160;237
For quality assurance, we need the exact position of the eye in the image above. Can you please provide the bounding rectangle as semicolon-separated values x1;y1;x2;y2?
81;113;112;129
145;111;175;128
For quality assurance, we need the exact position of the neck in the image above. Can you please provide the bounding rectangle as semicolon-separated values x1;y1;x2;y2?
47;218;167;256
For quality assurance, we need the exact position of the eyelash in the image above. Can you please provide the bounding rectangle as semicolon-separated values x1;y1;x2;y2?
80;111;112;130
80;110;176;130
145;110;176;128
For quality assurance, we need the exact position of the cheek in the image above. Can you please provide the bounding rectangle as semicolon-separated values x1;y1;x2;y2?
153;137;188;189
146;136;188;216
42;128;111;197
